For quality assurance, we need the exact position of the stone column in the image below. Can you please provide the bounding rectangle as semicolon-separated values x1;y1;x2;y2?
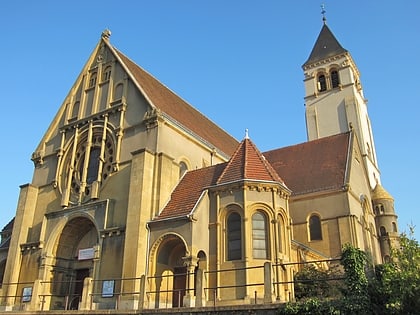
79;277;93;310
182;256;198;307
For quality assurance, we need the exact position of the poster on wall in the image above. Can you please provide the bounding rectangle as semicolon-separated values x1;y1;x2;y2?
102;280;114;298
22;287;32;302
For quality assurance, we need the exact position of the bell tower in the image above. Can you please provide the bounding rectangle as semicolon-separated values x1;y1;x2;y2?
302;15;380;188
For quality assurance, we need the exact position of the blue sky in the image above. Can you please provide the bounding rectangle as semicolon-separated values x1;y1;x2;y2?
1;1;419;240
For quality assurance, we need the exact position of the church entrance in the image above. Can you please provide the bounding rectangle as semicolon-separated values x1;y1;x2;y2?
69;268;90;309
50;217;98;310
151;234;188;308
172;267;186;307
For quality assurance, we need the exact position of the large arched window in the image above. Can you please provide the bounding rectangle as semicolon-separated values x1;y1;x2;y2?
330;70;340;88
252;211;269;259
309;214;322;241
227;212;242;261
317;74;327;92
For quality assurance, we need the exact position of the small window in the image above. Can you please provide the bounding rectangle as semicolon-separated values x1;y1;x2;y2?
309;215;322;241
392;222;397;233
89;72;97;88
227;212;242;261
317;74;327;92
252;212;268;259
179;161;188;178
330;70;340;88
380;226;387;236
102;66;112;81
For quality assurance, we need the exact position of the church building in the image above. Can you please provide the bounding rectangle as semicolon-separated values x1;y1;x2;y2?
0;18;398;311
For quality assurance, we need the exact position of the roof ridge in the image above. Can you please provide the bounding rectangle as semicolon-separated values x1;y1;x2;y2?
112;47;239;156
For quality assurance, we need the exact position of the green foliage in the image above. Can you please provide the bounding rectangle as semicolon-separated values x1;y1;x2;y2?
277;229;419;314
370;226;420;314
294;265;343;300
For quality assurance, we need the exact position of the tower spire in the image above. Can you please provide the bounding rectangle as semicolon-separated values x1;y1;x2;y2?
321;4;327;24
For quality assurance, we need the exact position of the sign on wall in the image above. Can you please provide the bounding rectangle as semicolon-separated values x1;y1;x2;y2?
78;247;95;260
102;280;114;297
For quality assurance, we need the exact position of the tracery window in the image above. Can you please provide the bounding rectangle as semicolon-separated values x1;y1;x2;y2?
252;211;268;259
309;214;322;241
227;212;242;261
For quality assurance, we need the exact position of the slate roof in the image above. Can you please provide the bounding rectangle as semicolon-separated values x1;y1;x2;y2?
303;23;348;67
263;132;351;196
113;48;239;157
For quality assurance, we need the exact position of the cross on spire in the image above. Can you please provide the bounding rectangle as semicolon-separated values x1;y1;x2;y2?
321;4;327;24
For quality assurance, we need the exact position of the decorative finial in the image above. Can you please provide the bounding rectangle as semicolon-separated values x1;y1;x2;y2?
101;29;111;40
245;128;249;139
321;4;327;24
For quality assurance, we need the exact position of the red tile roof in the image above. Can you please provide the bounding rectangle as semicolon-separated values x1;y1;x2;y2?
263;132;351;196
155;138;286;221
113;48;239;157
217;138;284;185
155;163;225;220
154;133;351;220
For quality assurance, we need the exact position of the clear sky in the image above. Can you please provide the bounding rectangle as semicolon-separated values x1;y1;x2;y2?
1;1;419;240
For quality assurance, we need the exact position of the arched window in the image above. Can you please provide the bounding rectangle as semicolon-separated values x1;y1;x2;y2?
392;222;397;233
277;214;284;253
309;215;322;241
330;70;340;88
89;72;97;88
380;226;387;236
252;211;268;259
227;212;242;261
317;74;327;92
102;66;112;81
179;161;188;178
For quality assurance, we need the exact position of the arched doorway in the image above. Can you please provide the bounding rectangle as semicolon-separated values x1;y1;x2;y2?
151;234;188;308
51;216;98;310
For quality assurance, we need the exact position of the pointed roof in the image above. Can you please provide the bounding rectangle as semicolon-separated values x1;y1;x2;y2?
372;183;394;200
154;138;286;221
112;47;239;157
303;23;347;67
217;137;284;185
264;132;351;196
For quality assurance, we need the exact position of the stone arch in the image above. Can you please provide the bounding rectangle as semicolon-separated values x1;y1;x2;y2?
45;214;99;310
149;233;189;308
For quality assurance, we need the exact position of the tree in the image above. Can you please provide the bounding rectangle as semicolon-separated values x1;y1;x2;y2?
370;226;420;314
